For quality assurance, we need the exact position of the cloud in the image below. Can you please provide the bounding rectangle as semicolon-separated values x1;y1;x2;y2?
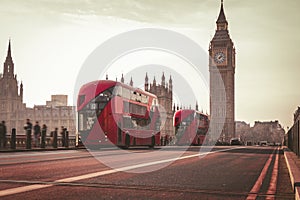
0;0;217;26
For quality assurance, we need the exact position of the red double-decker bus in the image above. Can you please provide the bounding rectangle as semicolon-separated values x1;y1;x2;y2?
173;109;209;146
77;80;161;149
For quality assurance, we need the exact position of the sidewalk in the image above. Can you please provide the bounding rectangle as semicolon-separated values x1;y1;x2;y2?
283;147;300;200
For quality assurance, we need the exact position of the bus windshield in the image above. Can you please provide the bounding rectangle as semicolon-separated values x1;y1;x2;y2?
78;86;114;131
180;113;194;127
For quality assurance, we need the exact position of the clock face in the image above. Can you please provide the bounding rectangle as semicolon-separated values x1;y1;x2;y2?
214;52;226;64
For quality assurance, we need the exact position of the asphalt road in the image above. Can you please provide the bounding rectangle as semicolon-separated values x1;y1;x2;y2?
0;146;294;199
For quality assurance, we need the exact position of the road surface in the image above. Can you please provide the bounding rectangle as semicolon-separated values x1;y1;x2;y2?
0;146;294;199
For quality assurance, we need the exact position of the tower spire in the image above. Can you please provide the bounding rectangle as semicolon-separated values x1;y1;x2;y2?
216;0;228;30
3;39;14;77
7;39;12;58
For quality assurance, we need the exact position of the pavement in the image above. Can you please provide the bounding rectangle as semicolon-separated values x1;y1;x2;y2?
283;147;300;200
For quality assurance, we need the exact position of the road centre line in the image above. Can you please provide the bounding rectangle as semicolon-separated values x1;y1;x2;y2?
266;148;279;199
0;146;245;197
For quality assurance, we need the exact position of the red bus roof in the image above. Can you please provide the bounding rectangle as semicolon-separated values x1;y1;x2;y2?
77;80;157;110
174;109;209;119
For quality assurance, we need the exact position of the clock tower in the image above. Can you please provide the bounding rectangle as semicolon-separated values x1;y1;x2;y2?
209;0;235;142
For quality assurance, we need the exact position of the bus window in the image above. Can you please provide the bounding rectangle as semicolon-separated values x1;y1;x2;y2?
130;91;137;101
102;90;112;98
79;113;84;131
89;102;97;110
130;117;151;130
123;101;129;113
129;103;147;116
123;116;132;128
141;94;148;104
122;88;130;99
155;119;161;131
181;113;194;127
136;93;142;102
78;95;85;107
113;86;122;97
78;110;97;131
152;98;157;106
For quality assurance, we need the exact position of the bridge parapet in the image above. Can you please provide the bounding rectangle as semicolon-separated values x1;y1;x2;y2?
1;132;76;150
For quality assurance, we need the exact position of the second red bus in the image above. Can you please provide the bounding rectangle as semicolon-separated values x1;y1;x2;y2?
173;109;209;146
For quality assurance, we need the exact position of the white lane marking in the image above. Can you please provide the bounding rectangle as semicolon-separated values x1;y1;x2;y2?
0;151;92;166
0;185;50;197
0;146;245;197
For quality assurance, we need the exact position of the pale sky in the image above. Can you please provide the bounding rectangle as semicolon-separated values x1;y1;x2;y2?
0;0;299;130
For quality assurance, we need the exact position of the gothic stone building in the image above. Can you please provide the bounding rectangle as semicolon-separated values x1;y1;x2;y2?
0;40;25;132
0;40;76;135
209;1;236;142
145;73;174;141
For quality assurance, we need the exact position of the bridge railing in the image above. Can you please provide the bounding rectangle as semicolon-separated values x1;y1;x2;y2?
286;120;300;157
0;129;76;150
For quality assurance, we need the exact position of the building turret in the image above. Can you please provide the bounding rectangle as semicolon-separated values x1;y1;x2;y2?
121;73;124;83
169;75;173;92
20;81;23;100
130;77;133;86
153;76;156;86
144;73;149;91
161;72;165;87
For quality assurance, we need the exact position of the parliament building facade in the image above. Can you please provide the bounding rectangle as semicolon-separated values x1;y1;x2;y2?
0;41;76;135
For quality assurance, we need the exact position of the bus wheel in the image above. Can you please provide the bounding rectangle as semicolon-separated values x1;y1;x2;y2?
149;135;155;148
125;133;130;149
